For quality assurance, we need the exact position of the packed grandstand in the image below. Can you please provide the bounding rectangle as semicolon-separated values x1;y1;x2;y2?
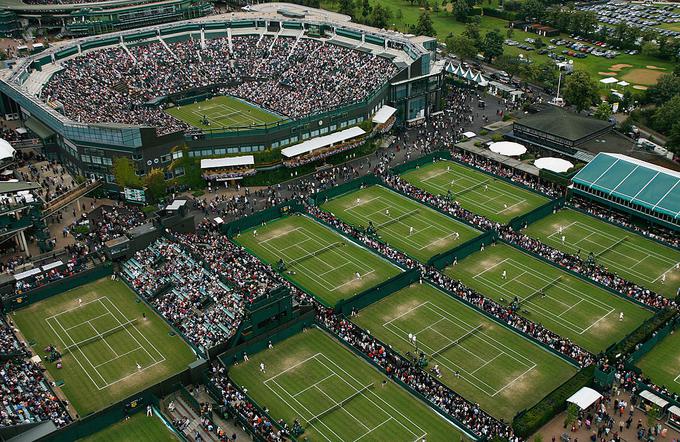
41;35;399;135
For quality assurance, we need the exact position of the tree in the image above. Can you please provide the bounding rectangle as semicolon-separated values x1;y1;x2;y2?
414;11;436;36
652;95;680;133
170;148;204;190
361;0;372;20
506;28;514;39
454;0;471;22
645;73;680;105
463;22;481;45
563;70;599;112
481;29;504;62
564;403;579;429
338;0;355;17
521;0;545;20
112;157;141;189
593;102;612;121
647;406;660;428
144;168;167;202
447;34;478;59
369;3;391;28
495;54;522;80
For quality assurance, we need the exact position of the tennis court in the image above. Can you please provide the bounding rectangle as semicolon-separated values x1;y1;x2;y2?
352;283;577;420
235;214;402;306
636;327;680;396
80;411;179;442
320;185;482;262
166;95;284;130
229;328;465;442
400;160;548;223
446;244;654;353
524;209;680;298
12;279;196;415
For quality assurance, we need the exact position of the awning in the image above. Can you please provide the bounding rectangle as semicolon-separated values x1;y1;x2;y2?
41;260;63;272
462;131;476;139
489;141;527;157
639;390;669;408
0;139;15;161
14;267;41;281
534;157;574;173
669;405;680;417
15;128;27;135
281;127;366;158
372;105;397;124
213;217;224;224
600;77;618;84
200;155;254;169
567;387;602;410
166;199;187;211
617;81;630;86
24;117;56;140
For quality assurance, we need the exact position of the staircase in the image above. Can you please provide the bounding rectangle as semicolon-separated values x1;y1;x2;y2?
165;390;219;442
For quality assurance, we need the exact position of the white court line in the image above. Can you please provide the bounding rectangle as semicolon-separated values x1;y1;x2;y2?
492;365;536;397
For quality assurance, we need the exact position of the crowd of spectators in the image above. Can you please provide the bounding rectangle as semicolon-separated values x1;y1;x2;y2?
69;204;147;248
570;196;680;249
42;35;396;135
17;161;78;203
0;320;26;357
13;253;90;295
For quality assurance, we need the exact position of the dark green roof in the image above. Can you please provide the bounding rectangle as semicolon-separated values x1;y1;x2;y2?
516;106;613;142
573;153;680;221
0;181;40;193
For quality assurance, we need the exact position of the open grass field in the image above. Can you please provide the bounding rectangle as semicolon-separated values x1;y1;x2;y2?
445;244;654;353
235;214;403;306
523;209;680;298
79;412;178;442
165;95;284;130
352;283;578;421
636;328;680;396
320;185;482;262
400;160;548;224
229;328;466;442
11;279;197;416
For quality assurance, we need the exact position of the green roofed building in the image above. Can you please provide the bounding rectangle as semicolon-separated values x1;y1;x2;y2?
571;152;680;230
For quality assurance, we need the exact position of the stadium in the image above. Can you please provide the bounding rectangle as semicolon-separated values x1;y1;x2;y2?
0;5;443;191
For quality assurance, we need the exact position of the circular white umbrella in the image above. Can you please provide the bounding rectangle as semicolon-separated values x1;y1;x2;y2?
534;157;574;173
489;141;527;157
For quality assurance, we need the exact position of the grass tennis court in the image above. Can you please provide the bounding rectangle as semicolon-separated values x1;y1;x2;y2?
165;95;284;130
235;214;402;306
352;283;578;421
320;185;482;262
229;328;465;442
445;244;654;353
524;208;680;298
12;279;196;416
636;328;680;396
79;412;178;442
400;160;549;223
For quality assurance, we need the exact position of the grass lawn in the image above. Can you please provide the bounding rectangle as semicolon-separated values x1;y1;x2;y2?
636;329;680;397
229;327;466;442
320;185;482;262
445;243;654;353
400;160;549;224
234;214;403;306
11;279;197;416
79;412;178;442
165;95;284;131
523;208;680;298
352;283;578;421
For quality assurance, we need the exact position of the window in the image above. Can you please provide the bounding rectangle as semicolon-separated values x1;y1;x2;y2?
132;153;143;161
174;167;185;177
161;154;171;163
227;148;238;154
102;157;112;166
215;148;225;155
172;151;183;160
106;174;116;183
164;171;173;180
91;156;102;165
320;127;329;135
81;155;91;163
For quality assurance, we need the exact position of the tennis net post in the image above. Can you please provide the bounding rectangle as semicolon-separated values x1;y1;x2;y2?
306;383;374;425
61;318;138;355
431;324;483;358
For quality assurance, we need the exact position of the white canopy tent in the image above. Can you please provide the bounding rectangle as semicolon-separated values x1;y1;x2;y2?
281;127;366;158
200;155;255;169
600;77;619;84
617;80;630;87
0;139;16;161
534;157;574;173
567;387;602;410
639;390;669;409
372;105;397;124
489;141;527;157
462;131;477;139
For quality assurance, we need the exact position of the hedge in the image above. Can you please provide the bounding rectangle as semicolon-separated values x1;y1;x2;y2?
605;308;678;358
512;365;595;438
482;7;519;21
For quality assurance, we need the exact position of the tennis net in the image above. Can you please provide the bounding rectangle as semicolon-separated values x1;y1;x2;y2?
375;209;419;229
457;179;491;197
431;324;483;358
306;383;374;425
287;242;343;267
521;276;561;307
61;318;138;354
595;236;627;258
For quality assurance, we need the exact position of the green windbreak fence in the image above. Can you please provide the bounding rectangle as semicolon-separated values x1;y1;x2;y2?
310;175;380;205
428;230;499;269
222;201;305;237
336;269;421;315
627;317;678;365
3;265;113;313
390;150;452;175
509;197;566;231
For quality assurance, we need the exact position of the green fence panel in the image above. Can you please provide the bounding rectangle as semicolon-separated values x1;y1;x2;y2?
311;175;381;205
336;269;421;315
509;197;566;231
626;316;678;365
4;264;113;312
428;230;499;269
389;150;452;175
594;367;616;388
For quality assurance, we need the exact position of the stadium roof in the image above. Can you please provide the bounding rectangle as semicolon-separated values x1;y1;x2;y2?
572;153;680;220
515;106;613;142
281;127;366;158
201;156;255;169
